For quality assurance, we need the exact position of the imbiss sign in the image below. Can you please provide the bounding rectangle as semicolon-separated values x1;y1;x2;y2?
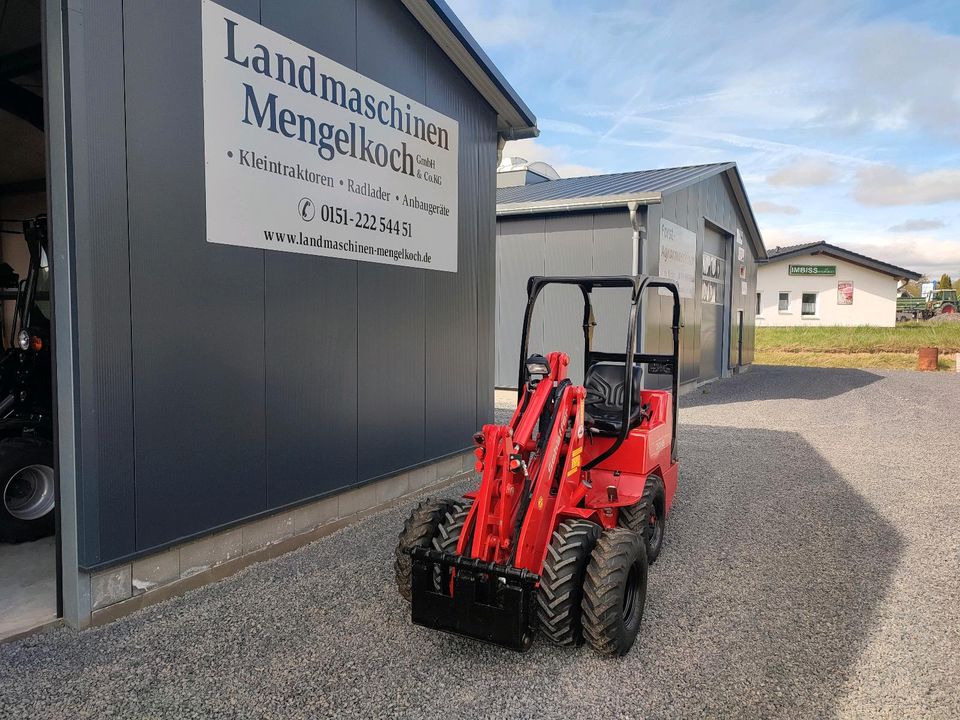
201;1;459;271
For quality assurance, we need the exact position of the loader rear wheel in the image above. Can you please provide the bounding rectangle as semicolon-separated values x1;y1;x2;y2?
394;498;456;602
537;519;601;646
431;500;473;589
581;528;647;657
618;475;665;564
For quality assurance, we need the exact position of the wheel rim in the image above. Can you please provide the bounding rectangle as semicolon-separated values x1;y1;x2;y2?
3;464;55;521
943;305;956;314
622;563;640;621
647;506;663;549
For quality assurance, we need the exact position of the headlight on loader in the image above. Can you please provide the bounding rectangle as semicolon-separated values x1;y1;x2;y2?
525;355;550;377
17;330;30;351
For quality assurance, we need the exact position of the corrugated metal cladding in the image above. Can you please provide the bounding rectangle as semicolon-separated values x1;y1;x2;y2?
67;0;497;568
496;170;760;389
495;210;641;387
496;163;732;206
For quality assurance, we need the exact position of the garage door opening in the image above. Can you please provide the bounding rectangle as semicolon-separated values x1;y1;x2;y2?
0;0;58;640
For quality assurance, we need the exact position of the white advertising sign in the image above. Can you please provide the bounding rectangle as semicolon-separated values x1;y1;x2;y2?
201;1;459;271
658;219;696;298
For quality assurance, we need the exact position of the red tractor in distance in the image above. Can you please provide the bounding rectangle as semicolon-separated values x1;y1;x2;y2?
395;275;680;656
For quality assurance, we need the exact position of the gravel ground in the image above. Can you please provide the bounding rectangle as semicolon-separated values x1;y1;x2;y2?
2;366;959;718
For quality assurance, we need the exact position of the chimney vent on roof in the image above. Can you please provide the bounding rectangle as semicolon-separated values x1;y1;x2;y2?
496;156;560;188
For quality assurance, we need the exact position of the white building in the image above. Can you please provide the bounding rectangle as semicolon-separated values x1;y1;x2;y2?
756;242;919;327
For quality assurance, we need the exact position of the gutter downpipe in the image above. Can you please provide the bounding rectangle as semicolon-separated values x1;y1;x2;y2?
627;200;644;276
627;201;646;358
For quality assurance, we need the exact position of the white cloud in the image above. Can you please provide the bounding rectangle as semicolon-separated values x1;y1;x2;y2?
753;200;801;215
590;114;867;168
763;227;827;249
501;138;603;179
822;23;960;139
845;238;960;276
446;3;539;47
888;219;946;233
538;119;595;136
767;158;840;187
853;165;960;206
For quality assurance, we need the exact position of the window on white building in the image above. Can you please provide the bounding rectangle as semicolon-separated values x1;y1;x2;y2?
756;292;762;316
778;292;790;312
801;293;818;316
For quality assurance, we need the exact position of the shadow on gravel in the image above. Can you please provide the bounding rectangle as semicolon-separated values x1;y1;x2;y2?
643;423;904;717
685;365;882;406
0;410;905;718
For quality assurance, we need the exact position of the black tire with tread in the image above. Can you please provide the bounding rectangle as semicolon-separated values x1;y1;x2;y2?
0;436;56;544
581;528;648;657
431;500;472;589
537;519;601;646
618;475;666;564
394;498;456;602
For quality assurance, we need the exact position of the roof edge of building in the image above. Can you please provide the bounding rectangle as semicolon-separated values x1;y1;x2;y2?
401;0;538;138
722;165;767;261
496;192;663;216
763;242;921;281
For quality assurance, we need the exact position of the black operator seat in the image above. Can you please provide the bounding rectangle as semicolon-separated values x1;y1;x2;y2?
583;361;644;435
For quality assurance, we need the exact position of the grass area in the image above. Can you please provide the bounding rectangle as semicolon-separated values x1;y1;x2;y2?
756;323;960;354
755;350;955;371
755;324;960;371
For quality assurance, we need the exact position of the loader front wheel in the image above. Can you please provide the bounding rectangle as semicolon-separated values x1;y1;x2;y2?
394;498;456;602
537;519;601;646
581;528;647;657
618;475;665;564
431;500;473;590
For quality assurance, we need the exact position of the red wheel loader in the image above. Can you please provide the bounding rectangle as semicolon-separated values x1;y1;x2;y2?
395;275;681;656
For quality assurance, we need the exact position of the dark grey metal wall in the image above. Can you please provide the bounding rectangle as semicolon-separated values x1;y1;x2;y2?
495;172;760;390
643;172;759;383
66;0;498;568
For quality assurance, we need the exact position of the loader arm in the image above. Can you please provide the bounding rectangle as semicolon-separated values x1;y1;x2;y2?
458;351;583;572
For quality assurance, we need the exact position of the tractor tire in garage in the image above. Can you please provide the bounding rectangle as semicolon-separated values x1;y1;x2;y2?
0;436;56;544
618;474;666;564
431;500;472;590
394;498;456;602
581;528;648;657
537;519;601;646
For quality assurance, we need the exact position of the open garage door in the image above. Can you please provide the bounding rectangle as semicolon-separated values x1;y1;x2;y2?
0;0;59;639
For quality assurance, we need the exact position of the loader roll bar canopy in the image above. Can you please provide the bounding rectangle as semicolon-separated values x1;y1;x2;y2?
518;275;681;467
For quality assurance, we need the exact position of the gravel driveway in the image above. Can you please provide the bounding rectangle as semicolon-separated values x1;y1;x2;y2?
2;366;958;718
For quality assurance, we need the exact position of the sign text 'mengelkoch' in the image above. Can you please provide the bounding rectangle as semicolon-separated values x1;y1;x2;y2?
223;18;452;177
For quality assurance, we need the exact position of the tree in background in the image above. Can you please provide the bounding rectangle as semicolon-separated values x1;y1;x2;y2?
955;278;960;292
939;273;953;289
900;280;920;297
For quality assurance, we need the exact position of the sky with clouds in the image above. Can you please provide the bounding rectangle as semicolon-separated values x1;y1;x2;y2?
447;0;960;280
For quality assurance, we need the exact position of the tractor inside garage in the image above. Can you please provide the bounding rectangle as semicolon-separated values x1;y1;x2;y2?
0;0;58;640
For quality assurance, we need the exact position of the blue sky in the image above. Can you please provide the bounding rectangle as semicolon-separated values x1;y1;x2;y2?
448;0;960;280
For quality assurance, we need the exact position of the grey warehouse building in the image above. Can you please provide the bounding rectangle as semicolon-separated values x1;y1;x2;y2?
495;162;768;390
0;0;536;637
